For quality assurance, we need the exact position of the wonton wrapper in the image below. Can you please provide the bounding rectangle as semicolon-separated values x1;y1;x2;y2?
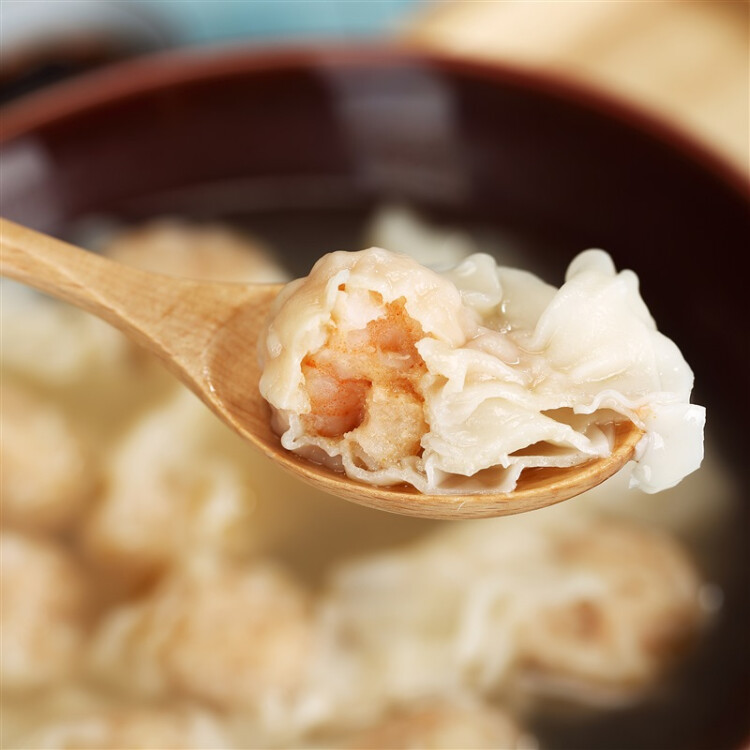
342;699;531;750
0;531;90;692
315;511;704;709
81;389;257;589
102;218;287;284
15;706;233;750
366;204;477;270
89;557;314;719
0;280;137;387
260;248;704;495
1;381;97;532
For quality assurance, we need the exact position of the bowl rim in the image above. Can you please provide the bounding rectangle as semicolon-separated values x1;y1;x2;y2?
0;41;748;201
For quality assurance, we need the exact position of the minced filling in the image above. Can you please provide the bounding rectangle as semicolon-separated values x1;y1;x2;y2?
301;296;428;467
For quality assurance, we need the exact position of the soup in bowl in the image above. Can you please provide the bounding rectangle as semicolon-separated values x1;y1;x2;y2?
1;46;748;749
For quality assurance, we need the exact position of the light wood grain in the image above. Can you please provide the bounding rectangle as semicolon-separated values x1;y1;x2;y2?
0;217;643;519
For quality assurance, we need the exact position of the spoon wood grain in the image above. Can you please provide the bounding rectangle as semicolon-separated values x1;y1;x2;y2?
0;217;643;519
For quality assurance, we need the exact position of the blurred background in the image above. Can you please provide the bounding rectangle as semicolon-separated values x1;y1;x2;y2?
1;3;749;750
1;0;748;175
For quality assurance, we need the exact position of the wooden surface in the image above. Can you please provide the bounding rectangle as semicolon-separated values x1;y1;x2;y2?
405;0;749;176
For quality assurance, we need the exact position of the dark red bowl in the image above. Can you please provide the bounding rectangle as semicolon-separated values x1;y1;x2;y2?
1;44;748;750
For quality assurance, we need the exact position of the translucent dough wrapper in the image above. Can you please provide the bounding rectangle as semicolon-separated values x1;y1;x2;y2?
0;532;90;692
315;512;704;708
259;248;704;494
81;389;257;590
341;700;531;750
88;557;314;718
1;381;97;532
15;707;233;750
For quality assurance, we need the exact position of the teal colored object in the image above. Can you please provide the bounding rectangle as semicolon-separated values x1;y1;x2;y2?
136;0;419;44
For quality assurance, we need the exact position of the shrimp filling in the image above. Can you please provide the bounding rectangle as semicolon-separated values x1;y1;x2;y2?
301;297;428;468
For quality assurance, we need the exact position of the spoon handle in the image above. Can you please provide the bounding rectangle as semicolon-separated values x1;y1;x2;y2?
1;217;166;319
0;217;254;380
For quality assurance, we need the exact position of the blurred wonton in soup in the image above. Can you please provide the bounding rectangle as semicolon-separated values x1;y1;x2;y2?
343;699;531;750
0;531;90;692
1;381;97;532
89;557;314;719
102;219;287;284
81;390;257;590
15;706;232;750
316;511;704;709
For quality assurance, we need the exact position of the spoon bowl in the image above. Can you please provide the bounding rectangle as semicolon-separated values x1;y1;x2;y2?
0;217;643;519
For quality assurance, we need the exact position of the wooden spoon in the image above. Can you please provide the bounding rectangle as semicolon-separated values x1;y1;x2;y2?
0;218;643;519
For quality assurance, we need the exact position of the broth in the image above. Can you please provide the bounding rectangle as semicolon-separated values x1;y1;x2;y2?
1;202;746;749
